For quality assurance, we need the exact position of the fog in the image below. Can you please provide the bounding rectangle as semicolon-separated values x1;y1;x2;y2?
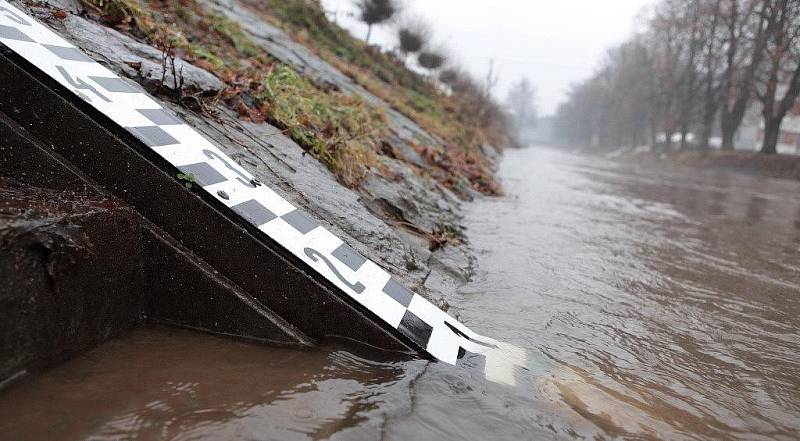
321;0;653;114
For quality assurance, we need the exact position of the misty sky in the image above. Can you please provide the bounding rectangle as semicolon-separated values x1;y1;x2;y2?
321;0;654;115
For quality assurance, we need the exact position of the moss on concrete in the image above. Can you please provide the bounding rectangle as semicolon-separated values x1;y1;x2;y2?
259;65;385;186
206;13;260;58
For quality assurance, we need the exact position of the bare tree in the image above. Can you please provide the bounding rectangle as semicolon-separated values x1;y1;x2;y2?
506;78;538;130
554;78;606;147
755;0;800;154
484;58;499;98
676;0;704;149
648;0;691;149
697;0;725;149
354;0;399;44
718;0;770;150
553;0;800;155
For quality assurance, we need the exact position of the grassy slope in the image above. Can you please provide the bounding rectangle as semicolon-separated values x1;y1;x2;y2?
77;0;504;196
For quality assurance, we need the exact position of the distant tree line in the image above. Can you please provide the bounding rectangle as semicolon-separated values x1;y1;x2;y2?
554;0;800;154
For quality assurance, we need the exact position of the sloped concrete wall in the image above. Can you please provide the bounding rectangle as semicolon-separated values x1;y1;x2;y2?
0;110;313;387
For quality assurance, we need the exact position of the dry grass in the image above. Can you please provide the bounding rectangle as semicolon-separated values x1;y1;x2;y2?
78;0;390;188
257;65;385;186
77;0;505;194
245;0;506;196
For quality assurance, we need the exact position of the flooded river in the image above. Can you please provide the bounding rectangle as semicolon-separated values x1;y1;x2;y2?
1;148;799;440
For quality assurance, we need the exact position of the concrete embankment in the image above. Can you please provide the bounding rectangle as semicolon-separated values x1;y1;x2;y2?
0;0;501;386
1;109;318;384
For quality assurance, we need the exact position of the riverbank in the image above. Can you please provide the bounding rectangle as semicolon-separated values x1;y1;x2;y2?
6;0;508;309
617;149;800;182
0;0;513;388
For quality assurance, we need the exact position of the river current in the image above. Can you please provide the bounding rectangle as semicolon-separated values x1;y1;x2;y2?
1;147;798;440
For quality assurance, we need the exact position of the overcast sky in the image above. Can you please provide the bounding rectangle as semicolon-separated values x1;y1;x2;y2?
321;0;654;115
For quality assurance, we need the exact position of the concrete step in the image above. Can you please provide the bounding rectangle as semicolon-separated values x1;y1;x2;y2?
0;114;314;386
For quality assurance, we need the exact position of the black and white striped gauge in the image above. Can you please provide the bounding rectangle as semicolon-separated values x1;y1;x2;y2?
0;0;526;385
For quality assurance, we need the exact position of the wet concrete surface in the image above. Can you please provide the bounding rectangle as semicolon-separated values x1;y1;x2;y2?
1;147;799;440
0;179;146;383
0;44;411;354
17;0;476;308
0;173;311;384
0;98;318;384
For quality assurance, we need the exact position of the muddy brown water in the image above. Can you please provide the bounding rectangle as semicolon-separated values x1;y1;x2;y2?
1;148;799;440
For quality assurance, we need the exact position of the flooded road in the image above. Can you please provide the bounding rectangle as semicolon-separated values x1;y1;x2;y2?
2;147;799;440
